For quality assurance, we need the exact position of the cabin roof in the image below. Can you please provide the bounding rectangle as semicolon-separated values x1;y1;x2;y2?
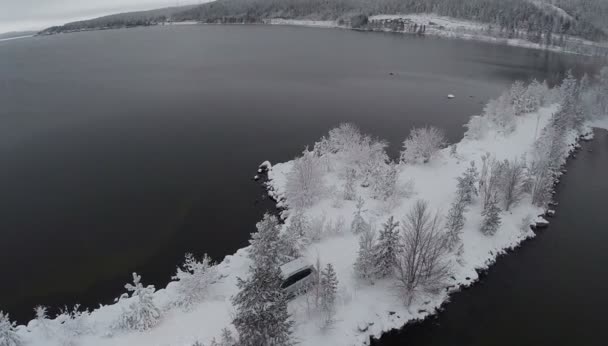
280;257;312;278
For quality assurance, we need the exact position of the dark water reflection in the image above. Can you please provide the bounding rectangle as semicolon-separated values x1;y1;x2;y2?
374;129;608;346
0;25;599;322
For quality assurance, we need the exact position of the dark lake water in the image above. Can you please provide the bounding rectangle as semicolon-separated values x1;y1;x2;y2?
373;129;608;346
0;24;599;323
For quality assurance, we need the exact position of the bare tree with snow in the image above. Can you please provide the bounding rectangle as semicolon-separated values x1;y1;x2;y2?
172;253;218;310
400;126;447;164
499;158;527;211
285;148;324;209
0;311;21;346
116;273;161;332
395;200;450;305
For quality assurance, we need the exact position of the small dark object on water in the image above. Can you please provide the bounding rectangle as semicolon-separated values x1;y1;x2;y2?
389;72;395;76
389;311;396;315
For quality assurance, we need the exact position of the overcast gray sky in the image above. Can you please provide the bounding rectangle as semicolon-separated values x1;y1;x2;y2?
0;0;204;33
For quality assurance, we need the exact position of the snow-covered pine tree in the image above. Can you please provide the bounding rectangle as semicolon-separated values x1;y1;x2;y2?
351;197;370;235
33;305;51;337
117;272;161;331
232;214;293;346
509;80;527;116
343;168;357;201
208;328;236;346
370;163;398;201
372;216;399;279
0;311;21;346
456;161;479;205
354;227;376;283
248;213;281;263
172;253;218;310
444;197;467;252
480;196;502;236
319;263;339;329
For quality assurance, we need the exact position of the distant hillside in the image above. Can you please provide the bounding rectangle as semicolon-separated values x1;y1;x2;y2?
39;0;607;43
39;5;198;35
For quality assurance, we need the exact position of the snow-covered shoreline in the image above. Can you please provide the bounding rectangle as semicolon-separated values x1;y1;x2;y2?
268;14;608;57
4;71;607;346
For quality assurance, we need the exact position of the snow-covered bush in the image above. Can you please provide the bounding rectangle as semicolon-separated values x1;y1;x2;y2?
57;304;92;338
324;217;346;237
116;273;161;332
172;253;218;310
0;311;21;346
464;115;490;140
314;123;389;181
522;79;550;113
319;263;338;329
285;149;324;209
395;200;450;305
233;214;293;346
308;214;326;243
400;126;447;164
483;94;516;134
372;216;400;279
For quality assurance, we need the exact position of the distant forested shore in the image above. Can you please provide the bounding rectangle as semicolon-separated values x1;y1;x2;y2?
38;0;608;56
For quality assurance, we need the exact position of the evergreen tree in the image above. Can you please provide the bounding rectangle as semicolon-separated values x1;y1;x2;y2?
0;311;21;346
456;161;479;204
117;273;161;331
351;197;370;235
248;213;281;263
343;168;357;201
209;328;237;346
480;196;502;236
319;263;339;328
372;216;400;278
354;227;376;283
445;197;467;251
233;214;293;346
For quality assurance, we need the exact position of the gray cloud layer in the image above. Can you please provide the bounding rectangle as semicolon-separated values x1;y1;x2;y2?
0;0;202;33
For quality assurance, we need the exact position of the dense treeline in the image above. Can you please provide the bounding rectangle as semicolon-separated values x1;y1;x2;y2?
173;0;606;41
39;5;197;34
40;0;607;43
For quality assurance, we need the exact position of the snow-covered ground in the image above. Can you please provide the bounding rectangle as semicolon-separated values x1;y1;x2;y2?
268;19;340;28
8;74;607;345
267;13;607;57
0;35;33;42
